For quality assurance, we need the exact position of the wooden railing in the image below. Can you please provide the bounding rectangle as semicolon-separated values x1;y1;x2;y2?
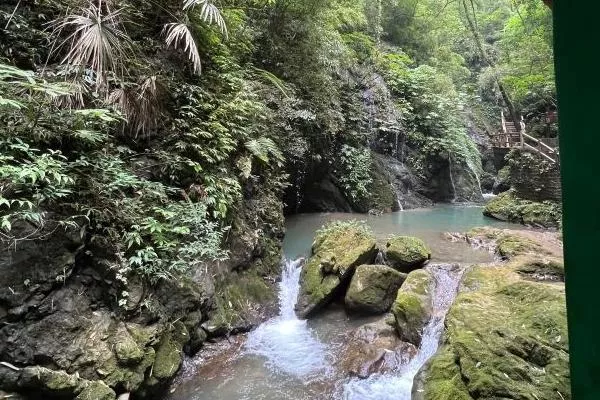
492;112;560;164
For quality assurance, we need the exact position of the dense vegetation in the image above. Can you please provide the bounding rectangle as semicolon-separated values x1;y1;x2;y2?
0;0;555;281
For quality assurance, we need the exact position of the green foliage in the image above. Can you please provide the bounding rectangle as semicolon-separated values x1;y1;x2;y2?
335;145;372;202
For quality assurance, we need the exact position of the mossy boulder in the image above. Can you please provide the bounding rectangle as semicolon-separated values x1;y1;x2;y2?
483;190;562;228
149;322;188;382
345;265;407;314
417;264;570;400
296;221;377;318
17;366;116;400
75;381;116;400
385;236;431;272
467;227;560;260
114;324;144;366
391;269;433;346
18;366;81;397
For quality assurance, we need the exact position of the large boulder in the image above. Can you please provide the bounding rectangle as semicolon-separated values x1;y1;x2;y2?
385;236;431;272
414;264;570;400
345;265;406;314
295;221;377;318
391;269;433;346
337;316;417;378
483;190;562;228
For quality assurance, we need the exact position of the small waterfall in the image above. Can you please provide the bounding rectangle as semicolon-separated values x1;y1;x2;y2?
448;155;457;202
341;264;463;400
396;198;404;211
390;183;404;211
245;258;329;377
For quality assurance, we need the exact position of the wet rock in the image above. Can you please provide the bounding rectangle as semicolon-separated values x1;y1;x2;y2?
385;236;431;272
483;190;561;228
492;165;511;195
296;222;377;318
345;265;407;314
148;322;188;383
391;269;433;346
417;264;570;400
338;316;417;379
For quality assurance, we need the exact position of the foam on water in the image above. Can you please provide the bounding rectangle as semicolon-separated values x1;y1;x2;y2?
245;258;330;378
341;264;463;399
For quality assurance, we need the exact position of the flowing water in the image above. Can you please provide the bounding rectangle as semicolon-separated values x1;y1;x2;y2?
340;264;463;400
169;205;520;400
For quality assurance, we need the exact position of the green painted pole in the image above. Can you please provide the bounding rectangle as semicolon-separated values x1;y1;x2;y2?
553;1;600;398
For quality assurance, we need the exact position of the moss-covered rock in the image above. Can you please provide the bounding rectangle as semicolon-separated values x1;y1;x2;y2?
150;322;188;381
413;346;471;400
75;381;116;400
114;324;144;366
385;236;431;272
296;221;377;318
18;366;81;397
206;270;277;336
466;227;559;260
345;265;407;314
419;264;570;400
391;269;433;346
483;190;562;228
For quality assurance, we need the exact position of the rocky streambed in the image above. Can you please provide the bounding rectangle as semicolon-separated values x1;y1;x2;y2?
167;207;570;400
0;206;569;399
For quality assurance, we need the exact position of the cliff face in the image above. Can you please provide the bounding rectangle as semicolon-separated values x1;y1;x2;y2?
0;186;284;399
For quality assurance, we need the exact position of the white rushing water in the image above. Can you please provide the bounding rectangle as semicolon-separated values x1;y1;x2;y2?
245;258;330;378
341;264;463;400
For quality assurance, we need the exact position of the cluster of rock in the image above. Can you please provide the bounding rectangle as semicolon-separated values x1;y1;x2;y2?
293;221;436;379
295;222;431;319
295;222;570;400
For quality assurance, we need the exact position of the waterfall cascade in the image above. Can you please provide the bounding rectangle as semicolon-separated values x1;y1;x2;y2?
448;155;457;202
245;258;330;378
341;264;463;400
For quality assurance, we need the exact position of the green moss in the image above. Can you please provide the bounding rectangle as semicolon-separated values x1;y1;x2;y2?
483;190;562;228
385;236;431;271
466;227;551;259
114;325;144;366
101;347;155;392
297;221;377;317
150;322;188;381
210;270;276;331
422;264;570;400
418;347;472;400
344;265;406;314
391;269;432;345
75;381;116;400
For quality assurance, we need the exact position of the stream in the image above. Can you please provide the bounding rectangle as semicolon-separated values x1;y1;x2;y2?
168;205;519;400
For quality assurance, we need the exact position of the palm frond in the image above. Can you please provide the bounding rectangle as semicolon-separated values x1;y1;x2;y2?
182;0;228;38
162;22;202;75
109;76;164;137
50;0;132;87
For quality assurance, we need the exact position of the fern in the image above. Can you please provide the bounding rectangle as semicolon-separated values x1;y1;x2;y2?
245;137;284;167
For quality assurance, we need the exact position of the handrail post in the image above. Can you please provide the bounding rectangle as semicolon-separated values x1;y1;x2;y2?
520;115;525;148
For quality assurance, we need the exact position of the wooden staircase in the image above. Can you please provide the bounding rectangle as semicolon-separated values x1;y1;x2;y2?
492;111;560;163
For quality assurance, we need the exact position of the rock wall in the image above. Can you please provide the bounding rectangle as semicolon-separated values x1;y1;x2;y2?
0;187;284;399
507;149;562;202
